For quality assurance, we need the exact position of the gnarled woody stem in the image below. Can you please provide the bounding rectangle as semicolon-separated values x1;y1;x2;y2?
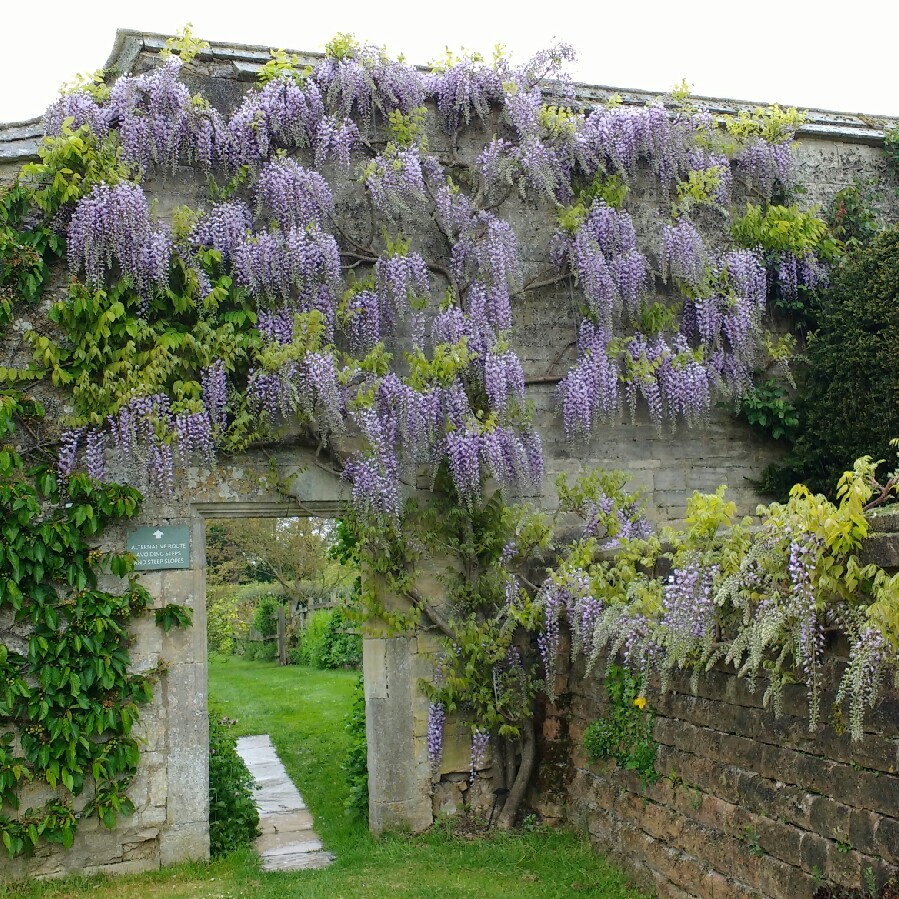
495;717;536;830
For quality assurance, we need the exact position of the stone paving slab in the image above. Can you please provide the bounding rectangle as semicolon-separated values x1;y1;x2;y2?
235;734;333;873
262;849;335;872
257;809;314;835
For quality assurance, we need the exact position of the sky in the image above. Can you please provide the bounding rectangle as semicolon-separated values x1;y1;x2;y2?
2;0;898;124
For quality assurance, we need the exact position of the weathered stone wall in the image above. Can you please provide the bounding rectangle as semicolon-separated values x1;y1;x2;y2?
0;447;347;882
2;27;899;885
540;523;899;899
556;663;899;898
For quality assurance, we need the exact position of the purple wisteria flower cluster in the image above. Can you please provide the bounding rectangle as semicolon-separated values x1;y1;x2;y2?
558;323;712;437
314;45;425;130
255;157;335;230
247;350;343;434
201;361;229;431
375;250;430;327
444;425;543;508
93;393;215;494
364;146;428;214
427;702;446;773
47;58;228;173
427;58;504;133
736;139;794;199
554;201;647;326
576;103;707;189
67;182;172;300
469;727;490;779
558;321;620;438
537;572;595;701
227;76;359;169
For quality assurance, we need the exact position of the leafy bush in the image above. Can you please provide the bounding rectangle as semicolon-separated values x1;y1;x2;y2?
244;640;277;662
293;608;362;669
583;665;659;788
735;379;799;441
207;591;251;655
251;593;282;640
344;675;369;818
208;712;259;856
776;227;899;495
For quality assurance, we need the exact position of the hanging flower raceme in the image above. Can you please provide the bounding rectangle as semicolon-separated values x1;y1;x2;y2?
44;91;109;140
483;350;525;416
576;103;694;187
661;557;719;641
364;146;428;214
661;219;707;290
254;157;335;230
105;393;210;495
201;360;229;431
232;224;342;331
375;250;430;327
314;47;425;129
428;58;504;134
443;422;543;508
555;201;647;325
57;427;86;480
774;251;829;301
247;350;343;434
190;201;253;265
105;56;226;172
736;139;794;199
558;321;620;438
451;212;522;332
313;114;359;169
342;407;402;524
225;76;325;167
427;702;446;773
67;182;172;300
469;728;490;779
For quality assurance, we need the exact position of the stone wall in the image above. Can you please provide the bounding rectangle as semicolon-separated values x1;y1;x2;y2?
558;665;899;898
544;523;899;898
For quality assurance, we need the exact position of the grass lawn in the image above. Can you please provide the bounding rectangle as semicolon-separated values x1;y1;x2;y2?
1;657;650;899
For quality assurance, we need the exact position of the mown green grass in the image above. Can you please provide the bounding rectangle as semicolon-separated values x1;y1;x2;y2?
2;657;650;899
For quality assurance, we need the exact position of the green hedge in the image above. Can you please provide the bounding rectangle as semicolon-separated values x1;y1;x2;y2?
208;712;259;856
291;609;362;669
774;226;899;495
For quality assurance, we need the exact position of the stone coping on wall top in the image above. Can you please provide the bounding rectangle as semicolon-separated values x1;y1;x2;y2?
1;28;896;165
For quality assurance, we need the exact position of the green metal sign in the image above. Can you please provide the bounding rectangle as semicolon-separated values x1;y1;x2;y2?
127;525;191;571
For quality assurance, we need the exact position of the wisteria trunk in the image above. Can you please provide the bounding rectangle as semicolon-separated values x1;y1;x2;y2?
494;718;535;830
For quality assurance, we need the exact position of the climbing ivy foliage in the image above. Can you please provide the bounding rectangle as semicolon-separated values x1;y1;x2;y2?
0;26;897;846
0;396;193;859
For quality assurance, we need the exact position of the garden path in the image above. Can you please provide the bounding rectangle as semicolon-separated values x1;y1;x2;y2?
235;734;335;872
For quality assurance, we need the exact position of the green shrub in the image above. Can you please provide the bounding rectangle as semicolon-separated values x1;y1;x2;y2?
583;665;659;788
206;591;251;654
208;712;260;856
293;609;362;669
251;593;282;639
244;640;277;662
774;226;899;495
344;675;368;818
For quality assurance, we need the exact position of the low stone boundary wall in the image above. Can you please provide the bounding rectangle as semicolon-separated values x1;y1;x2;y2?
552;658;899;898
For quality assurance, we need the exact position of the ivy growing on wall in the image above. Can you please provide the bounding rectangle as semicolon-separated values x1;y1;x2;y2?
0;395;192;858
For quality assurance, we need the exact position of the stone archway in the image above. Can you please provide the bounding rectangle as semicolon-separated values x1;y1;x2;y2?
126;444;433;868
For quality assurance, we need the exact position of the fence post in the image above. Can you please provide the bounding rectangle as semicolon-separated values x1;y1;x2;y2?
277;604;287;666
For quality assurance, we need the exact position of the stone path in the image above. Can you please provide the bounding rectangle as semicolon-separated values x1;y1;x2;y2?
235;734;335;872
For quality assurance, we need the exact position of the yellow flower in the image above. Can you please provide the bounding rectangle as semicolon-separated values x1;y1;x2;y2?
633;696;647;710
